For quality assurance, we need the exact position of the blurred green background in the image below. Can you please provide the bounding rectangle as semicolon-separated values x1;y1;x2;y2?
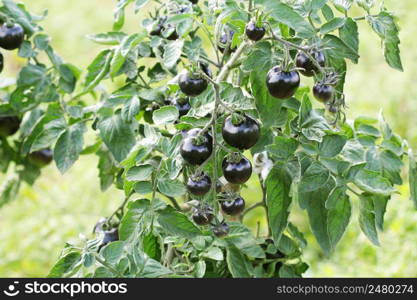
1;0;417;277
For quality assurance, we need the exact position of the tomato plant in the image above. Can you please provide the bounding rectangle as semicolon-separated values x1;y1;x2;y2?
0;0;416;278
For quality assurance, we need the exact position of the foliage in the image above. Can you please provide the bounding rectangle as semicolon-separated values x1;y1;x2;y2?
0;0;415;278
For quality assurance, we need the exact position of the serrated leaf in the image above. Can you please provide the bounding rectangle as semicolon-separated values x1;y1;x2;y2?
261;1;316;38
157;207;202;239
54;122;86;174
368;12;403;71
157;179;186;197
98;111;136;162
299;161;330;193
152;106;179;125
85;49;113;91
163;39;184;69
265;162;293;245
359;194;380;245
226;245;252;278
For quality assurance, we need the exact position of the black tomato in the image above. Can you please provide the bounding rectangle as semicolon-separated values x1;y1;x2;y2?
222;115;260;150
221;196;245;216
328;105;338;114
28;149;54;168
0;116;20;137
313;84;334;103
266;66;300;99
192;209;214;226
222;156;252;184
212;222;230;237
102;228;119;246
180;128;213;165
179;72;208;96
171;97;191;117
0;23;24;50
295;51;325;77
187;173;212;196
0;52;3;73
245;21;266;41
218;30;236;53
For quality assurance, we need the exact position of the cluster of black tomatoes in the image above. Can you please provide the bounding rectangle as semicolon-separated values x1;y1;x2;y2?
266;50;335;104
180;112;260;237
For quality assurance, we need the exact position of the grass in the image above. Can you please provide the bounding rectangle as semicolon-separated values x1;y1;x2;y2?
0;0;417;277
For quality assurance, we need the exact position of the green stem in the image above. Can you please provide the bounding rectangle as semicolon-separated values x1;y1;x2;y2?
138;73;151;88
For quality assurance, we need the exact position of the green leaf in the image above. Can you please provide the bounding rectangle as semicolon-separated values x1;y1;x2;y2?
119;199;152;240
226;245;252;278
110;32;146;77
85;49;113;91
121;95;140;123
323;34;359;63
157;207;202;239
318;134;347;157
101;241;125;265
0;174;20;209
359;194;380;245
86;32;127;45
299;178;336;255
157;179;186;197
126;164;154;181
368;12;403;71
339;18;359;54
320;17;346;34
98;111;136;162
152;106;179;125
299;161;330;193
54;122;86;174
332;0;353;12
265;162;293;244
261;1;316;38
163;39;184;69
326;187;351;247
354;169;395;196
266;136;299;160
225;222;265;258
48;252;82;278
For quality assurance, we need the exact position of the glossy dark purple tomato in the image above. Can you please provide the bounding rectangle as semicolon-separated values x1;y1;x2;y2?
0;23;24;50
179;72;208;96
313;84;334;103
171;97;191;117
180;128;213;165
102;228;119;245
266;66;300;99
0;116;20;137
295;51;325;77
218;30;236;53
28;149;53;168
222;156;252;184
212;222;230;237
187;173;212;196
221;196;245;216
245;21;266;41
222;115;260;150
192;209;214;226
